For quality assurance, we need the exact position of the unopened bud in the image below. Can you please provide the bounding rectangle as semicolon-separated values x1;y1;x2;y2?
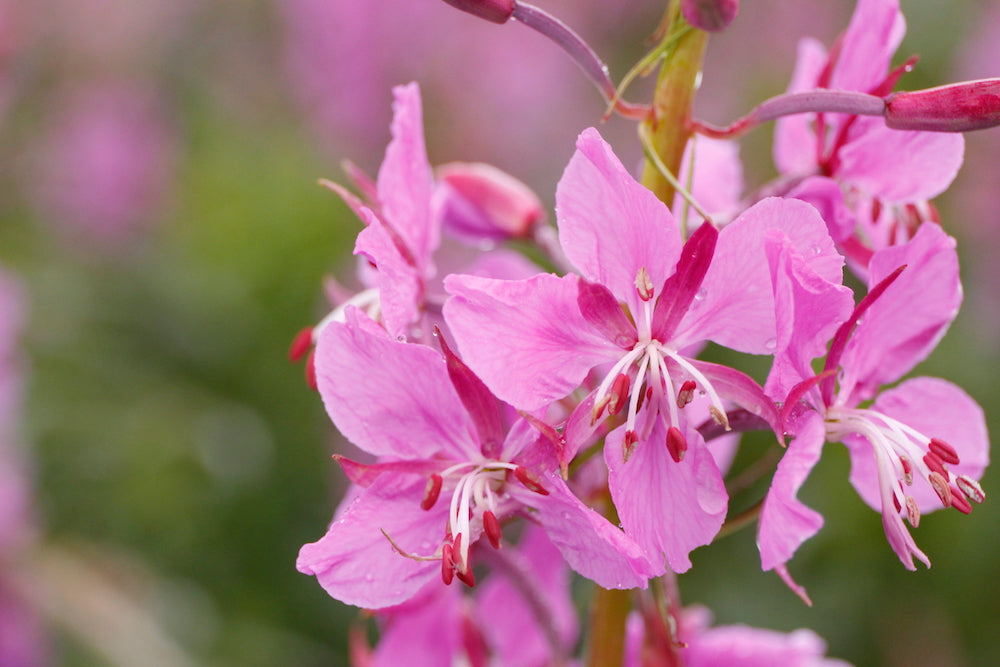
682;0;739;33
440;0;515;24
884;79;1000;132
436;162;544;243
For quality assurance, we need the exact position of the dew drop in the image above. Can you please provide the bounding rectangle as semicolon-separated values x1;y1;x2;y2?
560;511;571;521
764;338;777;351
694;287;707;302
420;540;432;551
396;334;407;343
809;244;824;256
364;573;375;582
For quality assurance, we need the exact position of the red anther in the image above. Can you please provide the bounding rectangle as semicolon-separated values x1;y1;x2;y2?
483;510;502;549
956;475;986;504
623;430;639;462
922;452;948;477
950;487;972;514
440;0;515;24
421;474;443;511
288;326;314;362
441;542;455;585
905;495;920;527
456;565;476;588
666;426;688;463
305;351;318;391
591;394;612;425
677;380;697;408
899;455;914;485
514;466;549;495
608;373;631;415
928;471;952;507
635;267;655;302
928;438;961;465
892;493;901;513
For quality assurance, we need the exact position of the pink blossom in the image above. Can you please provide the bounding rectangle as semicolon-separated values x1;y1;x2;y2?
773;0;964;274
760;222;988;597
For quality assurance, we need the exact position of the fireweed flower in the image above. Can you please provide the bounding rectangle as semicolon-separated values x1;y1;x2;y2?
297;310;654;609
760;222;988;599
289;83;540;381
773;0;964;274
444;127;845;572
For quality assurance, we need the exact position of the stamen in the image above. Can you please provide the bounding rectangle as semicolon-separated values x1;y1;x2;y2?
305;351;318;391
666;426;687;463
608;373;631;415
928;471;951;507
288;326;314;361
421;474;444;510
441;541;455;585
904;495;920;527
661;348;730;430
483;510;502;549
899;455;914;485
950;488;972;515
635;267;655;302
956;475;986;504
923;452;948;478
928;438;961;465
677;380;696;408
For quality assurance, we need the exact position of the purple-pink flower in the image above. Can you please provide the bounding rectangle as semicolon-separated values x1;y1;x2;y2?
760;222;988;599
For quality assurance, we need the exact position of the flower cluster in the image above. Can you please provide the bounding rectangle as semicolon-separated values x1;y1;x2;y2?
295;0;994;663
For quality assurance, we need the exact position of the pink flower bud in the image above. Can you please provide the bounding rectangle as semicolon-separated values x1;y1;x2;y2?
435;162;545;243
439;0;514;24
682;0;739;32
884;78;1000;132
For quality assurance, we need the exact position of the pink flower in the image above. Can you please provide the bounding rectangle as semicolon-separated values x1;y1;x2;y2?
297;311;653;609
444;128;843;572
760;222;988;599
773;0;964;274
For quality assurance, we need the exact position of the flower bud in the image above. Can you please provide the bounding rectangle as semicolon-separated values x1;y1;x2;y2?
682;0;739;32
439;0;515;24
884;79;1000;132
435;162;545;243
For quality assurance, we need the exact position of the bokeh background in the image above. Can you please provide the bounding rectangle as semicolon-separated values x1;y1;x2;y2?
2;0;999;664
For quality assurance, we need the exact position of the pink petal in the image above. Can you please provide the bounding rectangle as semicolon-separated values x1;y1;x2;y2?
845;377;989;513
354;207;422;340
683;623;843;667
840;223;961;399
557;127;681;313
297;474;448;609
314;320;478;460
606;422;727;573
838;117;965;202
371;585;465;667
512;470;656;589
443;272;621;411
758;411;825;574
785;176;856;244
675;197;843;353
376;83;438;271
831;0;905;95
764;231;854;400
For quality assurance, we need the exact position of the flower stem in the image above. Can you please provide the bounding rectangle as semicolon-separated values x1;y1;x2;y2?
639;1;709;205
585;496;631;667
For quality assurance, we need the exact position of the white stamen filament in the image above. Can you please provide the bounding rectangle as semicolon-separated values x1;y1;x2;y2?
661;348;730;430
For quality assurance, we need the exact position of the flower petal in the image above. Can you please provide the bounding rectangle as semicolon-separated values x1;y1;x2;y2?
315;320;478;460
557;127;681;312
444;272;621;411
606;421;727;573
773;37;829;175
354;207;422;340
297;474;447;609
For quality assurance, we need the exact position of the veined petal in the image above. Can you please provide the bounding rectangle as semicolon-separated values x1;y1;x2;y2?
838;117;965;203
831;0;905;95
758;411;825;573
845;377;989;513
557;127;681;312
444;272;622;411
651;222;718;342
686;358;781;438
376;83;438;271
606;421;727;573
675;198;843;353
315;320;479;460
296;474;448;609
354;207;422;341
514;470;657;588
764;231;854;400
840;223;961;399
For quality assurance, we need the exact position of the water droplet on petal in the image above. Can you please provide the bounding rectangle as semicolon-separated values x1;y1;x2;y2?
396;334;407;343
694;287;707;302
364;573;375;582
764;338;777;351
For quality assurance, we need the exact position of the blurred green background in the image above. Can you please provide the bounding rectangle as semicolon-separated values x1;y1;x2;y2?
2;1;999;664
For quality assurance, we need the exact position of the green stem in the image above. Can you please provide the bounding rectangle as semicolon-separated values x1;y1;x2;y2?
639;1;709;207
585;497;631;667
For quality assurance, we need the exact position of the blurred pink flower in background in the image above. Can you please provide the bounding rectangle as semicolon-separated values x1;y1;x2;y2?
25;81;176;250
278;0;656;185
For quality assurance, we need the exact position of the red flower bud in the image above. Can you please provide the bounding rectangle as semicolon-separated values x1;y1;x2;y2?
435;162;545;242
884;79;1000;132
682;0;739;33
440;0;515;24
